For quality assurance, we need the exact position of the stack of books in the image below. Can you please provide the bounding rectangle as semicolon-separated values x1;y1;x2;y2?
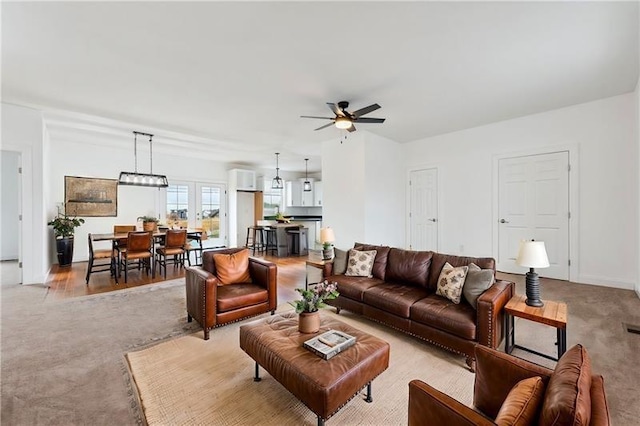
303;330;356;360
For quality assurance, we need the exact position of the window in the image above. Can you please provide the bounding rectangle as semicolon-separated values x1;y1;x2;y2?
166;184;189;228
263;178;283;216
200;186;221;238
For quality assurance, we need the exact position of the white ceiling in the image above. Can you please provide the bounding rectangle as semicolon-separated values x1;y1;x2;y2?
2;1;638;172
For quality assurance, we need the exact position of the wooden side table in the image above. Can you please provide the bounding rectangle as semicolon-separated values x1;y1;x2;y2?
305;258;333;290
504;294;567;361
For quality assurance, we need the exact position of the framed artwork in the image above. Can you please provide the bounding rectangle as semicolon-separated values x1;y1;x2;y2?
65;176;118;217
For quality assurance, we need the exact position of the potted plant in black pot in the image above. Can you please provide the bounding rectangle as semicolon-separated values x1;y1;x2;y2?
48;212;85;267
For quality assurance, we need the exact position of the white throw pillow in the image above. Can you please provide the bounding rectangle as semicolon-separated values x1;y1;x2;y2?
436;262;469;304
345;249;377;278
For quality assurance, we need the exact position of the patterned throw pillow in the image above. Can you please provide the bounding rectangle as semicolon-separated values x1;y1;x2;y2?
436;262;469;304
345;249;377;277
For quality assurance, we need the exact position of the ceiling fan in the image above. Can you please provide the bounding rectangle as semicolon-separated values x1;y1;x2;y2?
301;101;386;132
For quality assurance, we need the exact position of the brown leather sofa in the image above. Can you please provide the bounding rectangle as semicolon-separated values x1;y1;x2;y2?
185;248;277;340
325;243;514;369
408;344;610;425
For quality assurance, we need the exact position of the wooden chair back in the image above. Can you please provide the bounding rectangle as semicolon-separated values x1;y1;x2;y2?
126;231;152;252
165;229;187;248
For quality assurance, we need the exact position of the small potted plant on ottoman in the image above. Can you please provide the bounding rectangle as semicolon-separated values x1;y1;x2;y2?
290;280;339;333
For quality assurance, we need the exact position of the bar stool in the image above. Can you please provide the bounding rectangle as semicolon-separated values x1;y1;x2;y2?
264;227;278;256
287;227;309;256
245;226;265;255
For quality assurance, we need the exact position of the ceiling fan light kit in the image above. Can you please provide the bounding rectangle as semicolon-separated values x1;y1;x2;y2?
272;152;284;190
300;100;386;133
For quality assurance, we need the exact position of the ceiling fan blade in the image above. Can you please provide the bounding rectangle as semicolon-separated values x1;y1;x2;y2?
353;117;386;124
300;115;334;120
346;124;356;133
314;122;335;131
351;103;380;118
327;103;345;117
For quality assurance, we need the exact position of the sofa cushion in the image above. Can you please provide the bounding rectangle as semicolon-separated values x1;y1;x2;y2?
494;376;545;426
345;249;377;277
428;253;495;292
213;249;252;285
410;294;477;340
330;275;385;302
354;243;391;280
363;282;430;318
385;248;433;288
463;263;495;309
216;283;268;312
436;262;469;304
333;248;348;275
540;344;592;426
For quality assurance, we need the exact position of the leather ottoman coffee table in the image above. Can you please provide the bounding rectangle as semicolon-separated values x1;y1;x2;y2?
239;311;390;426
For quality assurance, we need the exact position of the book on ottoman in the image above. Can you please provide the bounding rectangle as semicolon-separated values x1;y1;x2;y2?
304;330;356;360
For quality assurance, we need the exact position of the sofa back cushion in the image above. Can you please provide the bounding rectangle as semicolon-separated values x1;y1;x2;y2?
385;248;433;288
428;253;495;292
353;243;391;280
540;344;592;426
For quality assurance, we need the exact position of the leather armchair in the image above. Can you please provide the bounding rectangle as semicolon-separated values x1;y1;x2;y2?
185;248;277;340
408;345;610;426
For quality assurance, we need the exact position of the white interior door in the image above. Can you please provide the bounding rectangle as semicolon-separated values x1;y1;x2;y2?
498;152;569;279
409;168;438;251
196;183;226;247
236;192;254;247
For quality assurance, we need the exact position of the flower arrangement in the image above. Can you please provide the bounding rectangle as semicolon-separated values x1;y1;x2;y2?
290;280;339;313
47;212;85;238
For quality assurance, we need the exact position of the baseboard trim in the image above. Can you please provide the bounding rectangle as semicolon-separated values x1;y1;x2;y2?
577;274;635;291
635;287;640;300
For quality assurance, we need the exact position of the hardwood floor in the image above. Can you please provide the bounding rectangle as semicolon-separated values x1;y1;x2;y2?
45;253;308;303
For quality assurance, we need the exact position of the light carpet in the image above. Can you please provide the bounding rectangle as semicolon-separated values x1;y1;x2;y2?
127;309;475;426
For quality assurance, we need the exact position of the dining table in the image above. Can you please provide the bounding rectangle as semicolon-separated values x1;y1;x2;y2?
92;229;204;265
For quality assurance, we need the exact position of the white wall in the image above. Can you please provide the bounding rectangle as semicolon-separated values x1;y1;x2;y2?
322;131;405;250
47;136;229;263
404;93;638;289
1;103;47;284
1;151;20;260
636;73;640;297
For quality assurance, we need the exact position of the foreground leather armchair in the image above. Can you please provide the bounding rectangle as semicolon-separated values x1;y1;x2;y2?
185;248;277;340
408;344;610;426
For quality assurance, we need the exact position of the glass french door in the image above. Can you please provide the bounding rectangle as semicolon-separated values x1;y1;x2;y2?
164;181;227;247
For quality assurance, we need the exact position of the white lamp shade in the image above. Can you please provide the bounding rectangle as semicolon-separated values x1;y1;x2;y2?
320;227;335;244
516;240;550;268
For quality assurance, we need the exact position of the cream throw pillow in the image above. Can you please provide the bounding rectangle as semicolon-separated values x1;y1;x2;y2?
345;249;377;277
436;262;469;304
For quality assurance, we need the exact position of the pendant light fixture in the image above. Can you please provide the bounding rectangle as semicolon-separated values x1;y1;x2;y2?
271;152;284;189
118;131;169;187
303;158;312;192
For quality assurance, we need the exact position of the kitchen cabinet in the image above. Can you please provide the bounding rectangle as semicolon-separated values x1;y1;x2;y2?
229;169;257;191
286;179;315;207
313;181;322;206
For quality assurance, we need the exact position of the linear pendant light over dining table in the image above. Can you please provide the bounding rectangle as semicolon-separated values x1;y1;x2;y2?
118;131;169;188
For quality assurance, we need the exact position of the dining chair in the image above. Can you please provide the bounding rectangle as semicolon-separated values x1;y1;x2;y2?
119;231;154;283
86;233;117;285
113;225;137;264
185;228;207;266
155;229;187;278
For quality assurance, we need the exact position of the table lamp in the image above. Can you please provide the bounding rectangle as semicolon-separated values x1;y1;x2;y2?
516;240;550;307
320;227;335;260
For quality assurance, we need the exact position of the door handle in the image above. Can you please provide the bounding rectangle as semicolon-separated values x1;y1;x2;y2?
429;218;437;222
500;219;509;224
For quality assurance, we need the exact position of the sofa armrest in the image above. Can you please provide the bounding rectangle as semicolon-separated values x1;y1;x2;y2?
185;266;219;331
408;380;495;426
473;345;553;419
248;257;278;311
476;280;514;349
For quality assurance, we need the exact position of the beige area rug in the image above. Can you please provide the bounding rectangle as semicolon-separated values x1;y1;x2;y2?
127;308;475;425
